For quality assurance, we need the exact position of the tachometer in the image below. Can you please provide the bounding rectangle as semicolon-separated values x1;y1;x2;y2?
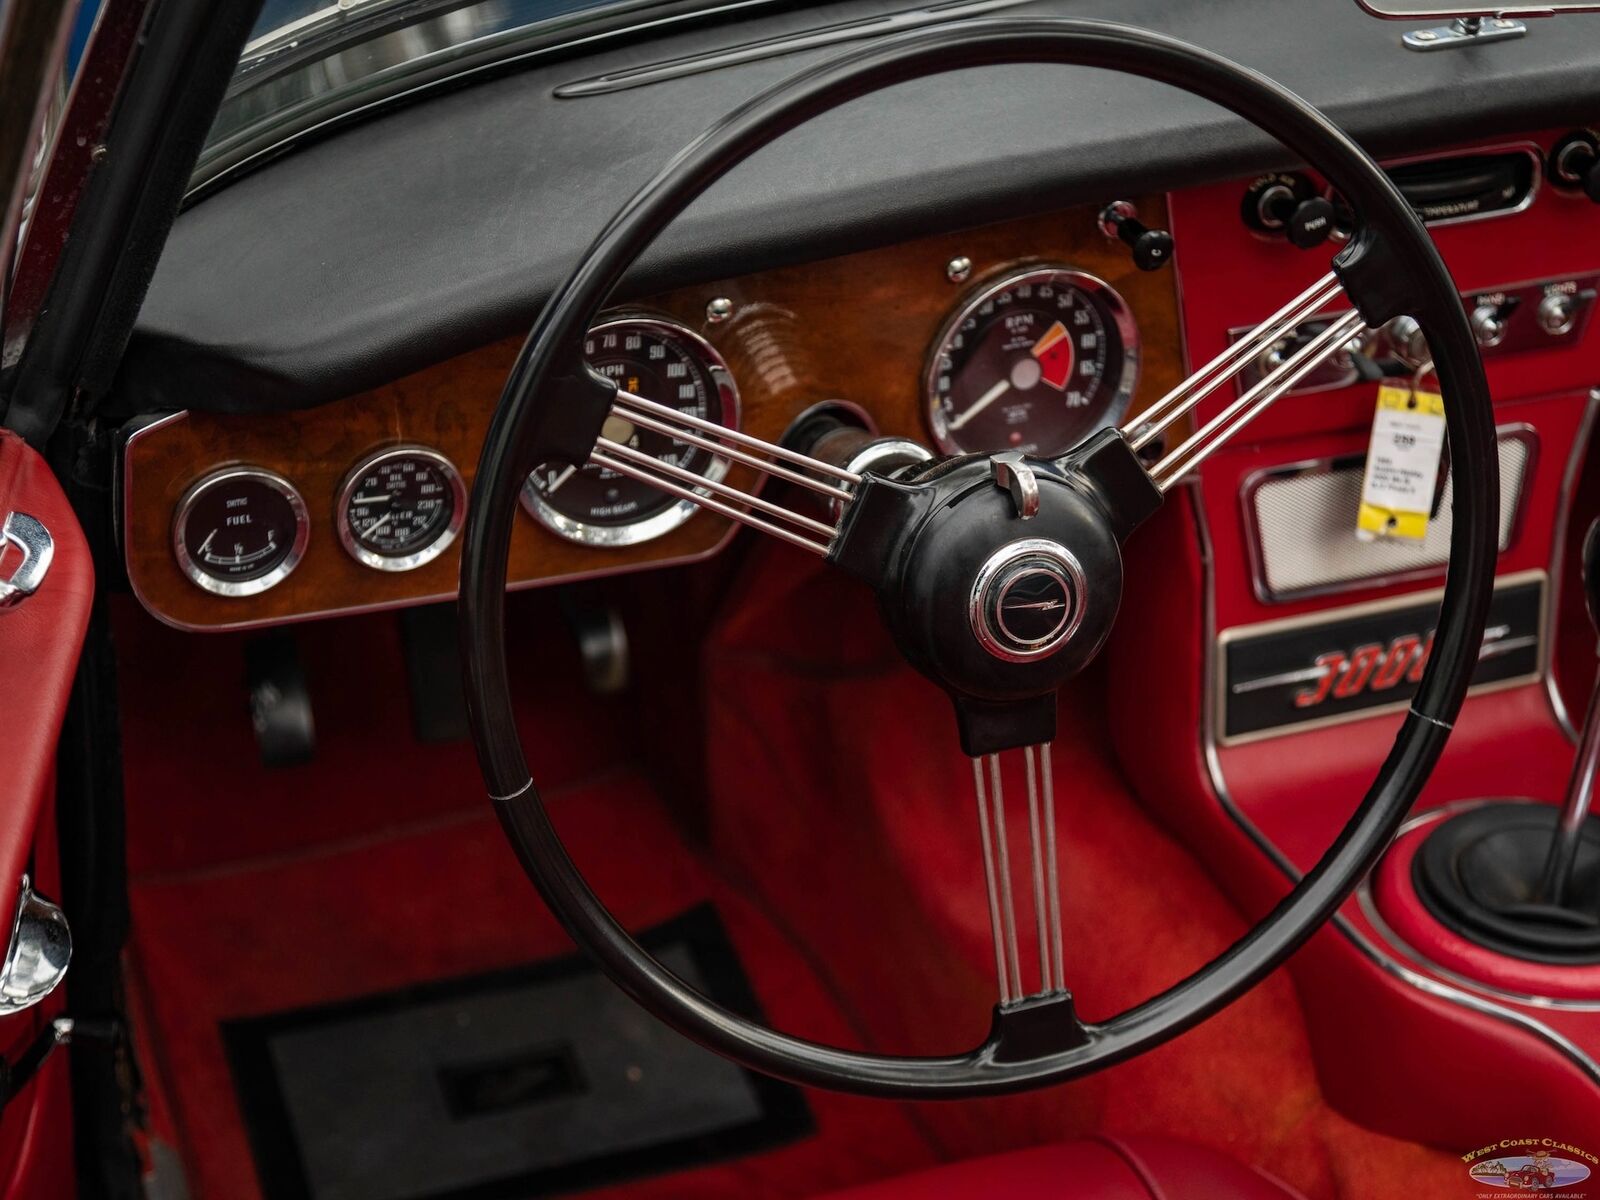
925;266;1139;456
172;466;310;596
521;316;738;546
337;445;466;571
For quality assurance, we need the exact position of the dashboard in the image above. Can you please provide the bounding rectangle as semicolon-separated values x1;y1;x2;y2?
92;0;1600;1159
119;198;1185;630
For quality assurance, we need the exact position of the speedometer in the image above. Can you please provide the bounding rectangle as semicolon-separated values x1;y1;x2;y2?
925;266;1139;456
521;316;739;546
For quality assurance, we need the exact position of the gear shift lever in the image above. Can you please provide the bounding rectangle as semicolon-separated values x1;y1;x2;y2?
1539;520;1600;904
1412;521;1600;963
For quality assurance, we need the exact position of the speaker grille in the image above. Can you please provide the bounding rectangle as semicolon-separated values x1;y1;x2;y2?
1246;431;1533;602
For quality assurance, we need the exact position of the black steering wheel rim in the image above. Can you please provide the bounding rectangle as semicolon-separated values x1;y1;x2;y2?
459;17;1498;1098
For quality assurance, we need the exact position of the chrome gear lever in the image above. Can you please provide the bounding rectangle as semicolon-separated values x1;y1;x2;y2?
1539;520;1600;904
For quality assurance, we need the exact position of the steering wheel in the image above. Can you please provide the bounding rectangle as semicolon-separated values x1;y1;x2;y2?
459;18;1497;1097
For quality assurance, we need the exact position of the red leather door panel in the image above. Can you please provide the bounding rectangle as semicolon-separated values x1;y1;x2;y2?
0;429;93;1197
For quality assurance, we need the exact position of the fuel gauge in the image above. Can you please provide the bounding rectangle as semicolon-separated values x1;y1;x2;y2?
172;466;310;596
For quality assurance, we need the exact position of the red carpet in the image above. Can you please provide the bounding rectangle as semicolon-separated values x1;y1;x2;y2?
114;594;939;1199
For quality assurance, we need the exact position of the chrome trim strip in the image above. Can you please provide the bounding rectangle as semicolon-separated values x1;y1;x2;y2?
1190;480;1600;1087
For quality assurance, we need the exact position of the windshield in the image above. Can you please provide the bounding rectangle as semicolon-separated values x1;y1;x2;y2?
195;0;786;194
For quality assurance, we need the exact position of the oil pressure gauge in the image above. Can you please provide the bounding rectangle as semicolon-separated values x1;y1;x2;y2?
172;466;310;596
337;445;466;571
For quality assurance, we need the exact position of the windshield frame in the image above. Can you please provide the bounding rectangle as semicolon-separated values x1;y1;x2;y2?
190;0;802;202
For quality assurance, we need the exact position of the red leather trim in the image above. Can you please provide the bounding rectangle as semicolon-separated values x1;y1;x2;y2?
0;431;92;1199
810;1136;1306;1199
1373;816;1600;1000
0;1055;74;1200
0;431;92;904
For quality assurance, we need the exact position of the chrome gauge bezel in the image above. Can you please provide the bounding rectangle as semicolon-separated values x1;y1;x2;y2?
336;444;467;572
520;315;741;547
923;265;1141;456
171;465;311;597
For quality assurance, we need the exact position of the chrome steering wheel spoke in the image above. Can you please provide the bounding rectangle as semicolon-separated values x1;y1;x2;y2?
585;388;862;556
1120;270;1368;491
973;741;1066;1007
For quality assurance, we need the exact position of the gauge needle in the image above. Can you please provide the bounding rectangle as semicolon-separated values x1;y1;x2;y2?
197;530;216;557
948;379;1011;432
546;464;578;494
363;514;394;540
352;494;390;505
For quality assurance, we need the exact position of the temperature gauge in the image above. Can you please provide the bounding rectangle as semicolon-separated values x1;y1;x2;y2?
337;446;466;571
172;466;310;596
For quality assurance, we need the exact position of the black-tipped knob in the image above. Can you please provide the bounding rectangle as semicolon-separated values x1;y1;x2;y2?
1098;202;1173;272
1262;190;1335;249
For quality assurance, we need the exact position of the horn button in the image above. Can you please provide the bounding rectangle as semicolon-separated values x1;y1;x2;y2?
971;539;1085;662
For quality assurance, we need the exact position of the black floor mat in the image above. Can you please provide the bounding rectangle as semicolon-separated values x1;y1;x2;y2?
223;906;813;1200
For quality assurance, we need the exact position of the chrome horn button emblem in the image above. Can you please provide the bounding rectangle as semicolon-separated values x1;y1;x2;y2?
970;538;1087;662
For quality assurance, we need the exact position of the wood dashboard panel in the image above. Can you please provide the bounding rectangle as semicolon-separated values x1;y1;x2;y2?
123;198;1184;631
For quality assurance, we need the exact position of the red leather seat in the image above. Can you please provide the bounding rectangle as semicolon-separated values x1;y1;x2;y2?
814;1135;1306;1199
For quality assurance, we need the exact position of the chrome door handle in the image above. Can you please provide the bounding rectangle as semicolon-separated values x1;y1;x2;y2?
0;512;52;610
0;877;70;1015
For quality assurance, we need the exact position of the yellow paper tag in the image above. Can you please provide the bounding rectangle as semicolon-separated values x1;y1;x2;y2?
1356;383;1447;543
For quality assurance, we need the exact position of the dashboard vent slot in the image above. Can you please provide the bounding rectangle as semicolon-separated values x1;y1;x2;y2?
1388;149;1539;224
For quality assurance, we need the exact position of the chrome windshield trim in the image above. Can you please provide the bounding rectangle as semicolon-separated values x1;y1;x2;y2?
553;0;1036;97
191;0;798;199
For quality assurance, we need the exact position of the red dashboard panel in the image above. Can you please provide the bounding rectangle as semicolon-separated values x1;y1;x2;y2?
1122;129;1600;1153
